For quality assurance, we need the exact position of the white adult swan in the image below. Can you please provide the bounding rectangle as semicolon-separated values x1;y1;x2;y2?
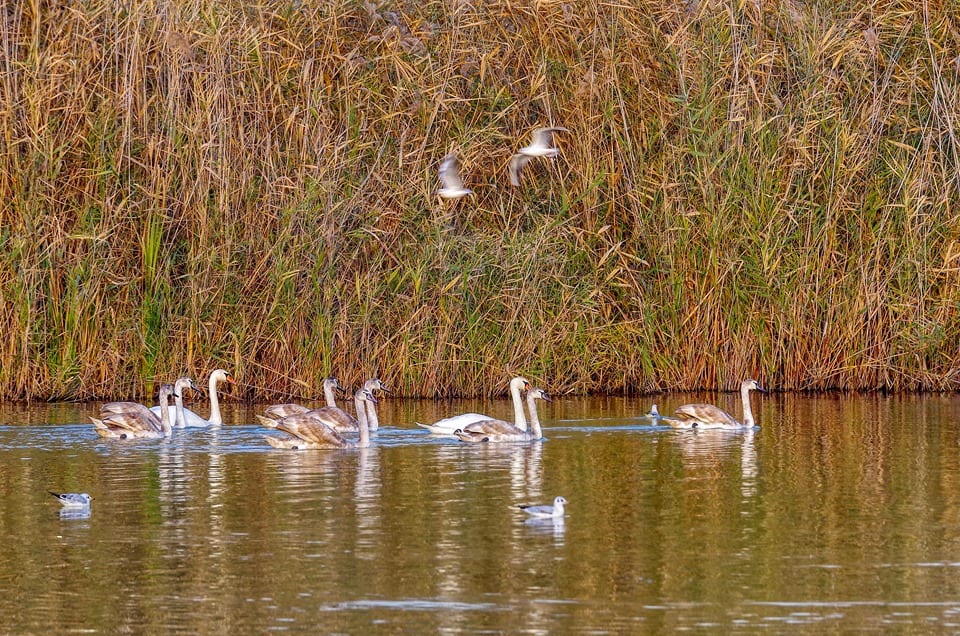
417;376;530;435
454;387;551;443
92;383;177;439
176;369;235;427
670;379;766;429
149;376;200;428
263;389;378;450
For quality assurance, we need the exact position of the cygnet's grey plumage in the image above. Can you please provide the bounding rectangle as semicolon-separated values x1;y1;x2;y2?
453;387;550;443
671;379;766;429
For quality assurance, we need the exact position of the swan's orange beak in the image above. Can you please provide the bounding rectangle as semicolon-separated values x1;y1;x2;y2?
226;374;236;385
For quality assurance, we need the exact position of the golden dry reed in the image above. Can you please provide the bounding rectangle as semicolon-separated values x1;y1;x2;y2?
1;0;959;400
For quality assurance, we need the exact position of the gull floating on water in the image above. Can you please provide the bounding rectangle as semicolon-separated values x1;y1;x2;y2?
437;153;473;199
508;127;569;186
49;492;92;508
645;403;662;424
518;496;567;518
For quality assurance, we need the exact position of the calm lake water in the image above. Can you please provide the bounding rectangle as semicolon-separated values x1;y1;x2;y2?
3;392;960;633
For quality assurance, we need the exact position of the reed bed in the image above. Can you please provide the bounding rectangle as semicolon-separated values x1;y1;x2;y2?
1;0;958;399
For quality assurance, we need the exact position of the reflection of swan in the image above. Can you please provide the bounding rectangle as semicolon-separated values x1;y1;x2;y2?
92;384;177;439
741;428;758;498
454;388;551;443
177;369;235;427
150;377;199;428
263;389;377;450
670;379;765;429
518;496;567;518
418;376;530;435
362;378;390;431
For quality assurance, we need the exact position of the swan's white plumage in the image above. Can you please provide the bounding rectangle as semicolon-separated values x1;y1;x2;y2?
454;388;551;443
175;369;235;427
417;377;530;435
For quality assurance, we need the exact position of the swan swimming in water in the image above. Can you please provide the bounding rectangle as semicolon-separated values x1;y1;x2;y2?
261;377;360;432
91;383;177;439
263;388;378;450
149;376;200;428
262;377;390;434
670;379;766;429
262;377;342;421
454;387;551;443
518;496;567;518
173;369;235;427
417;376;530;435
361;378;390;431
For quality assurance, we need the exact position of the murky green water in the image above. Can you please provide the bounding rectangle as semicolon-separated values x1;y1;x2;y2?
3;392;960;632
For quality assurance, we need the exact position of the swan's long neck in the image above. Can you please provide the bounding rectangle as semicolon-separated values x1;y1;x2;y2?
159;393;173;436
741;384;755;427
354;393;371;448
174;388;186;428
323;382;338;408
208;373;223;426
365;400;380;432
527;394;542;439
512;383;528;431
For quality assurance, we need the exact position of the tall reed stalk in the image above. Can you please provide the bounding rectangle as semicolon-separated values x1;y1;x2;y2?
1;1;958;399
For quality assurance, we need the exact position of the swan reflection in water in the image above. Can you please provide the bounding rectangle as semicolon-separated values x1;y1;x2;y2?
672;427;758;500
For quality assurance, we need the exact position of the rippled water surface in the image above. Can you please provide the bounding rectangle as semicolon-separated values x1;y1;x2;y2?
3;393;960;633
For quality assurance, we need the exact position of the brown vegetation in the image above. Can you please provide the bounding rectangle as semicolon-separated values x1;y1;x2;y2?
1;1;959;399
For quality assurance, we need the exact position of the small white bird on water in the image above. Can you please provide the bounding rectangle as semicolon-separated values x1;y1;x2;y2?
645;403;662;424
49;492;92;508
437;153;473;199
508;127;569;186
518;496;567;518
